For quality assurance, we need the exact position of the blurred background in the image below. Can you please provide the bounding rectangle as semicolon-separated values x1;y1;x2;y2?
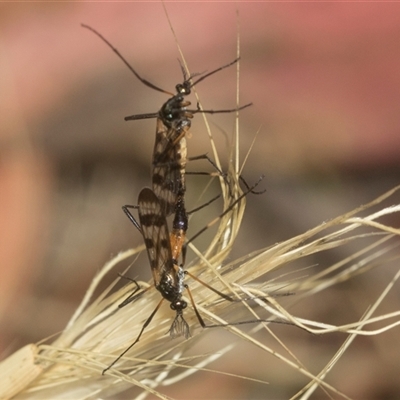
1;3;400;399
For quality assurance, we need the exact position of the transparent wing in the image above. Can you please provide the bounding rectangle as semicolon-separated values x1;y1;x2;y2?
138;188;174;287
152;118;188;216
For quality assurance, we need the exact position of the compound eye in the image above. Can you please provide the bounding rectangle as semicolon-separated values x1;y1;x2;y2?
170;300;187;311
176;83;184;93
176;83;191;95
178;300;187;310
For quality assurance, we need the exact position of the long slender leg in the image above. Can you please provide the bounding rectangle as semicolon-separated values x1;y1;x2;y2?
122;205;141;232
102;297;165;375
184;283;295;331
117;281;153;309
182;176;265;265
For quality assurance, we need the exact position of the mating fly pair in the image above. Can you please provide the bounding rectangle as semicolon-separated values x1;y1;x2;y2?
81;25;264;374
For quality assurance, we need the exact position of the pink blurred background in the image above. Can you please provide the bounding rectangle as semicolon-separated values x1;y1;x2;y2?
1;3;400;398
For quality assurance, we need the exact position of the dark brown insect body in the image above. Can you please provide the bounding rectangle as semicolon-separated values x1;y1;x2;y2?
102;187;189;374
125;70;236;220
102;178;270;375
149;98;191;217
137;187;189;337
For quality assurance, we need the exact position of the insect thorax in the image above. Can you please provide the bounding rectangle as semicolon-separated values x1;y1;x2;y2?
160;95;193;129
156;265;185;303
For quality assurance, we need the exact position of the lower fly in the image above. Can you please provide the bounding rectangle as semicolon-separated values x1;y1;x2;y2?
102;178;277;375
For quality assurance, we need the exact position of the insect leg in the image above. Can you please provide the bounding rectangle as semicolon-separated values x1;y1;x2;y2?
191;102;253;116
187;194;221;215
122;204;141;232
181;175;265;265
184;280;296;332
102;297;164;375
185;271;235;302
239;175;267;195
117;281;152;309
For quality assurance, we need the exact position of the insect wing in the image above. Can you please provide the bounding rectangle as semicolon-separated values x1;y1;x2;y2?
152;118;188;216
138;188;174;287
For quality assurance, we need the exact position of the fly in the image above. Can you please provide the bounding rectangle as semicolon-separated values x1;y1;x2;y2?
81;23;251;217
103;178;274;375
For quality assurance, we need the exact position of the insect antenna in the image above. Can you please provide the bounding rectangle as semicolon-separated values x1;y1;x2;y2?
124;56;252;121
81;24;172;96
189;57;240;87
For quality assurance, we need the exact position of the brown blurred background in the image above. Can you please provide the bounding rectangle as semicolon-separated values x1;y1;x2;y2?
1;3;400;399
